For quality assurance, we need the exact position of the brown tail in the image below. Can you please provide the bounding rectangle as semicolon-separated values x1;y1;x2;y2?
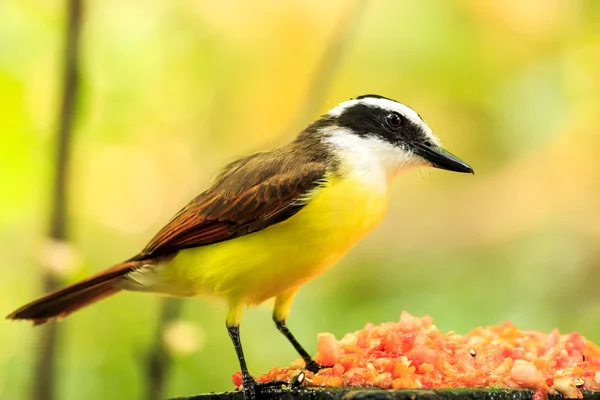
6;261;140;326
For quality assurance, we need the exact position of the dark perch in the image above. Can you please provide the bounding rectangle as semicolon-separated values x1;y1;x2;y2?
175;388;600;400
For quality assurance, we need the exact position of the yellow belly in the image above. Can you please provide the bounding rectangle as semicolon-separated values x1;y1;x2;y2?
150;174;390;305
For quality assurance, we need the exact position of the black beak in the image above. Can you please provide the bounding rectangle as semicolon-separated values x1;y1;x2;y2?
412;142;474;174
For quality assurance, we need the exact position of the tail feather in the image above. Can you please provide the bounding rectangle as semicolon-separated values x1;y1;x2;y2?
6;261;140;325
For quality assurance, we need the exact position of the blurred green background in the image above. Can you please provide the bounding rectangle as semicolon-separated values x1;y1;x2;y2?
2;0;600;399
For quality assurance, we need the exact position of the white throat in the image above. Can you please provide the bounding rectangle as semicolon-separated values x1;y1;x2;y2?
322;127;423;189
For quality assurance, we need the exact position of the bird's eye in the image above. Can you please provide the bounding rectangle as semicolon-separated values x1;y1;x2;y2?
386;112;402;128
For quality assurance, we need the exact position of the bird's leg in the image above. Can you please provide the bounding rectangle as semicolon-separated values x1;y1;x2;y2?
273;318;327;373
226;323;257;399
227;302;270;399
226;303;290;400
273;290;329;373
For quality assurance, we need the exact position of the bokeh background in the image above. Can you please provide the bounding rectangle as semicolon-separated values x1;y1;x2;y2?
2;0;600;399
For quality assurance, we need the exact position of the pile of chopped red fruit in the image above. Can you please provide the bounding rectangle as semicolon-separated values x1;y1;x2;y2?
233;312;600;399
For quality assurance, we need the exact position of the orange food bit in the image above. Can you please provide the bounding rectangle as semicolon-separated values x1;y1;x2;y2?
332;363;345;377
315;333;341;366
246;312;600;399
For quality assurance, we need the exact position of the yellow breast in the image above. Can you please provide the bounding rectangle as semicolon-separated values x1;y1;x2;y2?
155;173;390;304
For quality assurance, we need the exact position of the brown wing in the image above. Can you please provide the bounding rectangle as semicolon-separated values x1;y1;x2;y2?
134;150;327;259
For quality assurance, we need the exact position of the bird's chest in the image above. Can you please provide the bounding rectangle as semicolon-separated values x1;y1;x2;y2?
237;173;392;301
294;174;391;253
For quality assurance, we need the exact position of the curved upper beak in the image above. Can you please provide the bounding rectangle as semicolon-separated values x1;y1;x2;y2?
412;142;474;174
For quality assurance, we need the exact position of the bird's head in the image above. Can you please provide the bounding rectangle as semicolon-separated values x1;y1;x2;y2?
310;94;473;178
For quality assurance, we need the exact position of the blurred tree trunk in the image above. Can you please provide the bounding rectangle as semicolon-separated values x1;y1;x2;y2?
146;298;182;400
34;1;83;399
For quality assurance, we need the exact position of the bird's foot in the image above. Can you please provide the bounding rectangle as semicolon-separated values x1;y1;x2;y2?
241;378;260;400
241;373;305;399
304;359;330;374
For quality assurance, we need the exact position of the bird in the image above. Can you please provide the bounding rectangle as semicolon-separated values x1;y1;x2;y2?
7;94;473;399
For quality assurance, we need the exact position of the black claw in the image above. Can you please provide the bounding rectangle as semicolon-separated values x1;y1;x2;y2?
242;378;257;400
304;360;329;374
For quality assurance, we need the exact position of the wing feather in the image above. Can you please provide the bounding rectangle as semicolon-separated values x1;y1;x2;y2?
135;152;327;259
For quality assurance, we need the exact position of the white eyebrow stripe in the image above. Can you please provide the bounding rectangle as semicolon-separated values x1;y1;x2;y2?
328;97;441;146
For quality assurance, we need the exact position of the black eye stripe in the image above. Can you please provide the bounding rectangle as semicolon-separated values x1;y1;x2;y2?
329;103;428;144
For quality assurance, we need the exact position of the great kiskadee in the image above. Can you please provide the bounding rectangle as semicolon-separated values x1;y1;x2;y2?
7;94;473;399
